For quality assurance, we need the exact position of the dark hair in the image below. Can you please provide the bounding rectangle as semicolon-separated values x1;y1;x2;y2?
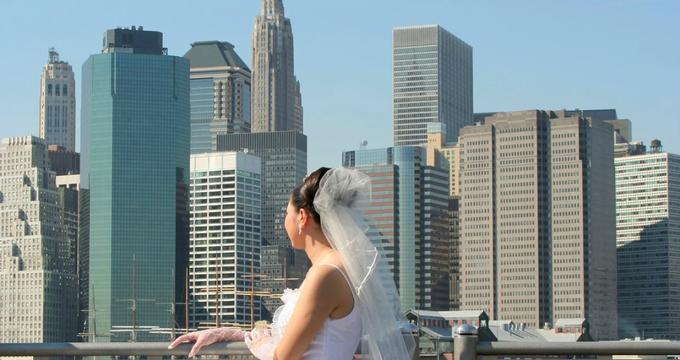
290;167;331;225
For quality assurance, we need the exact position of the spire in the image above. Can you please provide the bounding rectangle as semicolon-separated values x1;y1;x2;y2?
262;0;284;17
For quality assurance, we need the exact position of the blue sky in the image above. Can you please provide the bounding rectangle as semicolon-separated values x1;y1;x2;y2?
1;0;678;171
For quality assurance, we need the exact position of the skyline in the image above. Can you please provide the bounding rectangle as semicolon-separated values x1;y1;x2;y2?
0;0;678;171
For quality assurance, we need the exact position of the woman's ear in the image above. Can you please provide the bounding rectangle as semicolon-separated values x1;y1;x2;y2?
298;208;308;227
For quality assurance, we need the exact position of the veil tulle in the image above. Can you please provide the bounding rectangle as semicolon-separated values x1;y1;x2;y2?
314;167;416;360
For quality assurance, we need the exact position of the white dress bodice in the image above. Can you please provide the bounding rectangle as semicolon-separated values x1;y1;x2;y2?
269;264;362;360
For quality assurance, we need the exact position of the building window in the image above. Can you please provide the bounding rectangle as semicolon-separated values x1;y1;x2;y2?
47;84;52;95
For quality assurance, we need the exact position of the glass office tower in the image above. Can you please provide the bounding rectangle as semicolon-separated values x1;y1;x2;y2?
80;27;190;342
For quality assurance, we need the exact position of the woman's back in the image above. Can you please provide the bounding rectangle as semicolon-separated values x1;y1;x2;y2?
271;262;362;360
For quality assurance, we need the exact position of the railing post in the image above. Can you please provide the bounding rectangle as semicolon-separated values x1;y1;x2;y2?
454;324;478;360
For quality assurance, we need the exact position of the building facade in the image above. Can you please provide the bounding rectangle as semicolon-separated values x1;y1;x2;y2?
458;110;618;340
55;174;82;336
80;27;190;341
216;131;307;315
39;49;76;152
425;122;463;310
343;146;451;311
47;145;79;176
184;41;251;154
251;0;303;133
0;136;78;348
616;150;680;340
393;25;472;147
189;152;261;329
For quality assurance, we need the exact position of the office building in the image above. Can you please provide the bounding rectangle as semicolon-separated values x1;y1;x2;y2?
251;0;303;133
0;136;78;348
393;25;472;146
188;152;262;329
184;41;251;153
39;49;76;151
80;27;190;341
458;110;618;340
616;146;680;339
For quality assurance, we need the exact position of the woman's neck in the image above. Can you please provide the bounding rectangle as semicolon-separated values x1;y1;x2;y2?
304;230;335;265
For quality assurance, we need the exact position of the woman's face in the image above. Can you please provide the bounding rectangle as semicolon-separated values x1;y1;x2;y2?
285;200;304;249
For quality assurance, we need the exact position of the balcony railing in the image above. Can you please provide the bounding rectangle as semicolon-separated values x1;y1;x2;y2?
454;325;680;360
2;328;680;360
0;342;251;357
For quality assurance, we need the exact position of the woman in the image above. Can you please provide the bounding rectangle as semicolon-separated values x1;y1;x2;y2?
168;167;414;359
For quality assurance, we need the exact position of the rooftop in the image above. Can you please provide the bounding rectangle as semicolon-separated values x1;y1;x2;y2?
184;41;250;71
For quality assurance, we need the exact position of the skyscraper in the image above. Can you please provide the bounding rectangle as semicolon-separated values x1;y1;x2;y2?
424;123;462;310
251;0;303;133
343;146;451;311
39;48;76;151
458;110;618;340
80;27;190;341
216;131;307;314
55;173;82;335
189;152;261;329
184;41;251;154
393;25;472;147
0;136;78;349
616;147;680;340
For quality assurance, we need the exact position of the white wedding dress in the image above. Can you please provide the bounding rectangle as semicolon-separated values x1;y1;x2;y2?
247;263;362;360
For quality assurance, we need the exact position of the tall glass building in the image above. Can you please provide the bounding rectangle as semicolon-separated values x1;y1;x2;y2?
184;41;251;154
616;150;680;339
80;27;190;342
343;146;451;311
393;25;473;146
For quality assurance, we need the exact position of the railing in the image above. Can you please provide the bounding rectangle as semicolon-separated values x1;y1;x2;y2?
0;342;251;357
454;324;680;360
2;330;680;359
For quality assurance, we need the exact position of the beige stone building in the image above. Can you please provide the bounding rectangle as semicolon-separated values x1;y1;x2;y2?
459;110;618;340
251;0;303;133
39;49;76;152
0;136;77;353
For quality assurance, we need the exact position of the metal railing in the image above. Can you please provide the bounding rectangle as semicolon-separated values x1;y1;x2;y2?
0;342;251;357
3;330;680;359
454;324;680;360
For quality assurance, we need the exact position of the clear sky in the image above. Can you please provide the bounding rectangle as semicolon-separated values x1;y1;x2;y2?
1;0;678;171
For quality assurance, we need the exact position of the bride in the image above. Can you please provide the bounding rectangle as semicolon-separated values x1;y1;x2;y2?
169;167;415;360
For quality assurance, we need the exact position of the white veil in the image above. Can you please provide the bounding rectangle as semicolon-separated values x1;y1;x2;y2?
313;167;416;360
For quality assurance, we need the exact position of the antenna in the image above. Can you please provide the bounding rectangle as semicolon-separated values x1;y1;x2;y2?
185;266;190;333
115;253;154;342
78;283;105;341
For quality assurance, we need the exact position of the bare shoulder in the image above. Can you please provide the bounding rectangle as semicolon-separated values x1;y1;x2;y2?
305;257;346;291
306;261;342;285
320;252;346;271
